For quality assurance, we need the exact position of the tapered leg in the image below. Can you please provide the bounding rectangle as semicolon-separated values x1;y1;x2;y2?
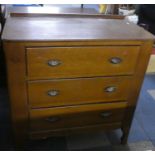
121;127;129;145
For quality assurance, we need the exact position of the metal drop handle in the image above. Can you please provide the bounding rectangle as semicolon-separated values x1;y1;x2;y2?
100;112;112;117
48;59;62;67
47;90;59;96
105;86;116;93
45;117;60;123
110;57;122;64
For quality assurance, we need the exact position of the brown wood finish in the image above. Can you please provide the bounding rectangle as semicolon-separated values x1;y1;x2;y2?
28;77;131;108
2;14;155;146
3;42;29;145
30;102;126;131
22;40;144;46
27;46;140;79
121;40;154;144
11;13;125;20
30;122;122;140
2;16;154;41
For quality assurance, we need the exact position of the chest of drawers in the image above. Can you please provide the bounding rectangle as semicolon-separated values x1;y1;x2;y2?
2;14;154;146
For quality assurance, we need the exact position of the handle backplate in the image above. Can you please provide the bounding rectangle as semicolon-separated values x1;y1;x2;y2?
100;112;112;117
109;57;122;64
105;86;116;93
47;90;59;96
45;117;60;123
48;59;62;67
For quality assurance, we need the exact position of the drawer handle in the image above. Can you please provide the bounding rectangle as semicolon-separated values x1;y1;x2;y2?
100;112;112;117
47;90;59;96
110;57;122;64
45;117;60;123
48;59;62;67
105;86;116;93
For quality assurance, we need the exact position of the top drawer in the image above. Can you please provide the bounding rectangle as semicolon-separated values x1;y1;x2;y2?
26;46;140;79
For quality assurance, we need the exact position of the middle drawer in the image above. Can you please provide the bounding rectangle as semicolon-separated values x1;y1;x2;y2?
28;77;131;108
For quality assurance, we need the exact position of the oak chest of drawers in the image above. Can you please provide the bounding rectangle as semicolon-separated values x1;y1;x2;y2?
2;14;154;146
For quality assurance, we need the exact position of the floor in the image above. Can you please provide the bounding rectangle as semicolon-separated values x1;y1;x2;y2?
0;74;155;150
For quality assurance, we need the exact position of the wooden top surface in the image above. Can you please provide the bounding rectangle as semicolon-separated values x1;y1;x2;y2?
2;15;155;41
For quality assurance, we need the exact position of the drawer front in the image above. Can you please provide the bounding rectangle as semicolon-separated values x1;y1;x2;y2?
30;102;127;132
27;46;140;79
28;77;131;108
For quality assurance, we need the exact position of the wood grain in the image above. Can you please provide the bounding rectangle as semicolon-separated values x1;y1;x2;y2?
27;46;140;79
3;42;29;145
30;102;127;131
30;122;122;140
28;77;131;108
2;14;154;145
121;40;154;144
2;16;155;41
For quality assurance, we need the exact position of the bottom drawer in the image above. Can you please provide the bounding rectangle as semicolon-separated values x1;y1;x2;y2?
30;102;127;132
30;122;122;140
